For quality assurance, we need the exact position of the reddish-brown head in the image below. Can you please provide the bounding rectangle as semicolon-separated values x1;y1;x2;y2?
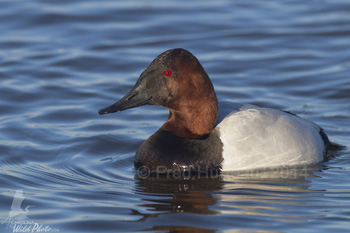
99;48;218;139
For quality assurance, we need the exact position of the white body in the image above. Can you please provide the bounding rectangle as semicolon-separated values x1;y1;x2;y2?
216;104;325;171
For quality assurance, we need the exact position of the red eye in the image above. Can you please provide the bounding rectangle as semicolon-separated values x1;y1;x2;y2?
164;70;172;77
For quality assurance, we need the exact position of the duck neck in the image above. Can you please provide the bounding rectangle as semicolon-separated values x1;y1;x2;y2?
161;96;218;139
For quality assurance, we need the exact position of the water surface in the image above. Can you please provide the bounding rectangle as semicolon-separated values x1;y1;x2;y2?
1;0;349;232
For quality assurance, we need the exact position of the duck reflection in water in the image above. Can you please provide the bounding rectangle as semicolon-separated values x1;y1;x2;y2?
132;166;320;232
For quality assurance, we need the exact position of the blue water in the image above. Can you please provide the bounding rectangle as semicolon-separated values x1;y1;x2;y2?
1;0;349;232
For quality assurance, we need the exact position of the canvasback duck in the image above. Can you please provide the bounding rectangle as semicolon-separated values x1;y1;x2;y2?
99;48;331;173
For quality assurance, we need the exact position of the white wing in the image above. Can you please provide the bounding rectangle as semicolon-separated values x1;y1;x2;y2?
216;104;325;171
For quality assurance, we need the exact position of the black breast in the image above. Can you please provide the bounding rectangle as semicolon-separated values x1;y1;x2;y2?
134;129;223;174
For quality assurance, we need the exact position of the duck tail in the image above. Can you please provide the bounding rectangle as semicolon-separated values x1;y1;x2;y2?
330;142;346;151
319;128;346;152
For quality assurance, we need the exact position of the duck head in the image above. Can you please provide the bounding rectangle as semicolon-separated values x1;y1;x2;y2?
99;48;218;139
